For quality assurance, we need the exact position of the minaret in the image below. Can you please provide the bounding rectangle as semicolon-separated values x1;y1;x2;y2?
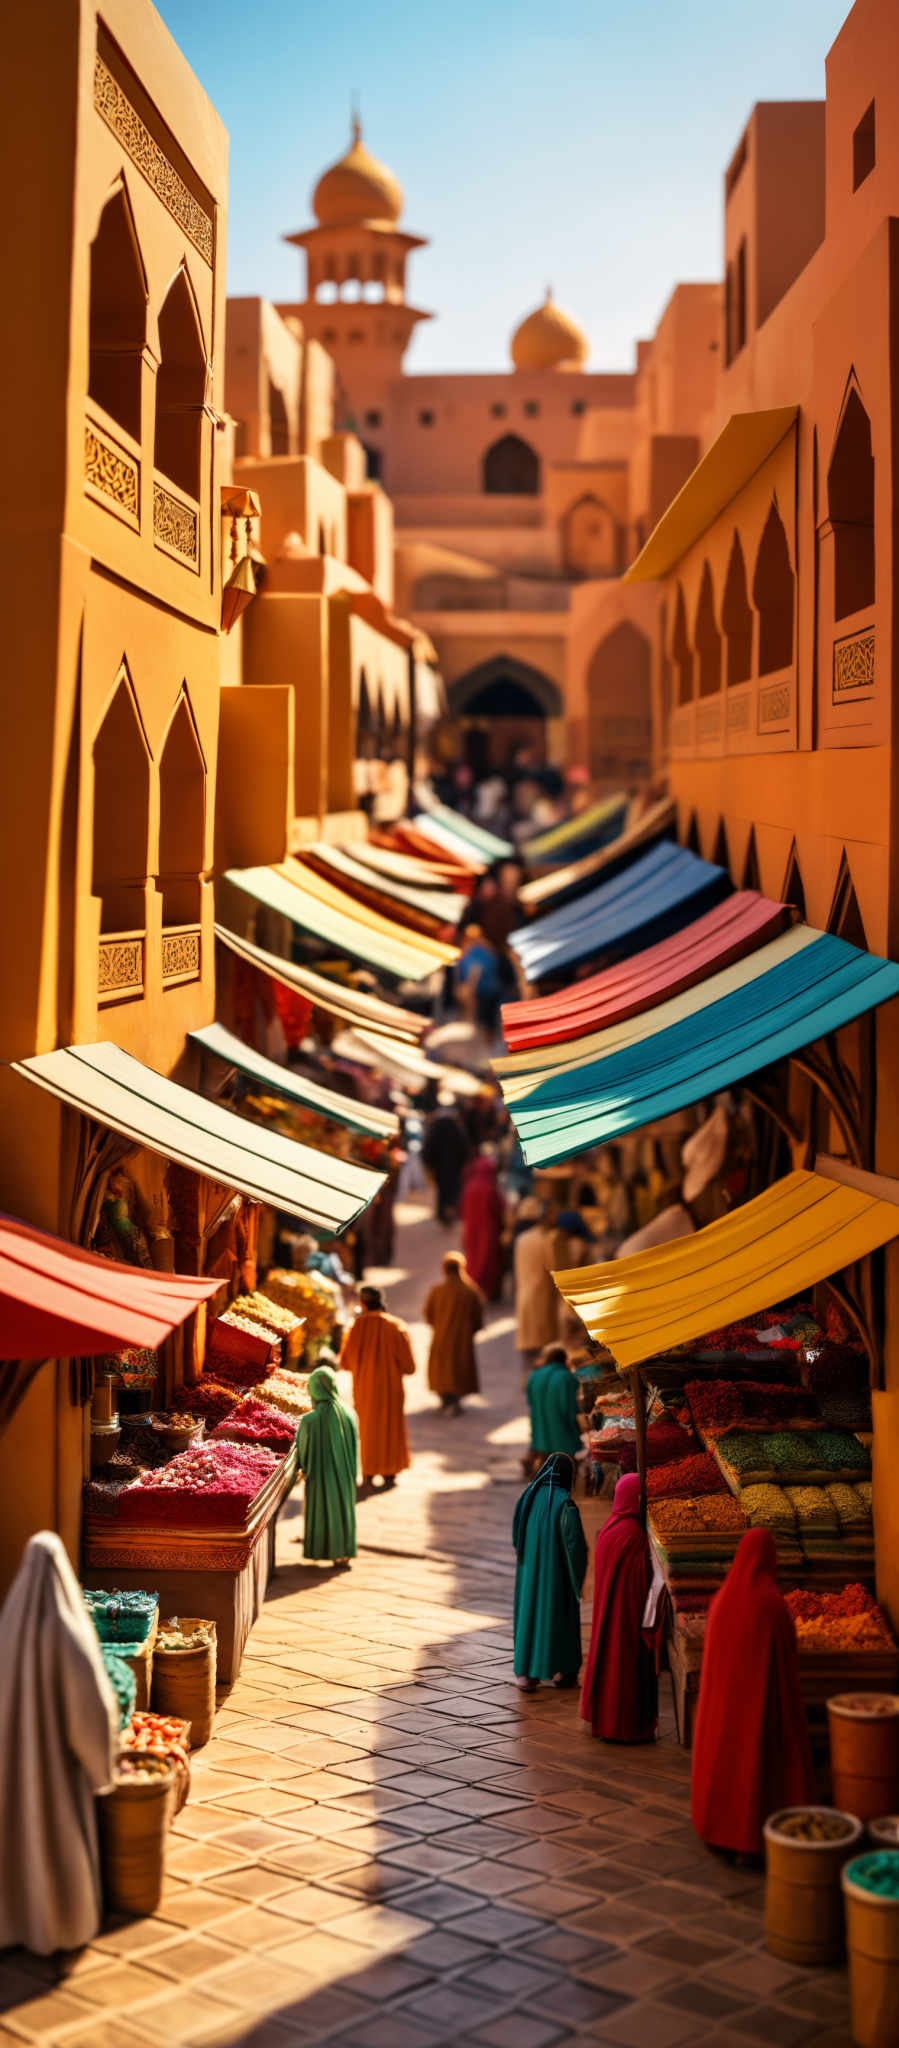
280;117;431;399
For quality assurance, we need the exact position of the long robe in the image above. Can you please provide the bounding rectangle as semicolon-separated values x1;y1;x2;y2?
526;1358;581;1457
340;1307;415;1478
0;1531;118;1954
295;1365;359;1560
461;1159;505;1298
513;1454;588;1682
424;1268;483;1397
514;1223;563;1350
422;1110;470;1218
691;1528;815;1855
580;1474;659;1743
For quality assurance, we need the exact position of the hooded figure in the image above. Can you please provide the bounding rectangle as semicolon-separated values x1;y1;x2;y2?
0;1531;119;1954
340;1287;416;1483
513;1453;588;1691
691;1528;815;1854
424;1252;483;1410
526;1344;581;1459
294;1359;359;1562
580;1474;660;1743
461;1154;505;1299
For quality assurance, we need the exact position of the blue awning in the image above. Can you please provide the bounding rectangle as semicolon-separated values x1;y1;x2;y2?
510;842;731;984
504;929;899;1166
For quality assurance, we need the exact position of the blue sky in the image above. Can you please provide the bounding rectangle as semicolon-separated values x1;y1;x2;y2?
160;0;849;374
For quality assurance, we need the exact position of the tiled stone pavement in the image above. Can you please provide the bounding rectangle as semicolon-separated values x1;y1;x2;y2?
0;1200;854;2047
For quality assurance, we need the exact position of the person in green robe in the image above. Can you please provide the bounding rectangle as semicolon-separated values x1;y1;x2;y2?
526;1344;582;1465
294;1356;359;1564
513;1453;588;1692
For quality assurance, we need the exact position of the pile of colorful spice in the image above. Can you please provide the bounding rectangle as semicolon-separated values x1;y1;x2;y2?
157;1619;215;1651
686;1380;816;1434
619;1416;695;1473
173;1380;242;1427
264;1267;338;1345
784;1585;895;1651
114;1752;172;1784
813;1429;871;1476
116;1441;279;1526
769;1810;857;1842
650;1494;747;1536
255;1372;312;1421
212;1396;297;1453
825;1482;872;1532
741;1483;797;1532
785;1486;840;1532
844;1852;899;1898
202;1349;271;1389
231;1292;304;1361
645;1454;729;1500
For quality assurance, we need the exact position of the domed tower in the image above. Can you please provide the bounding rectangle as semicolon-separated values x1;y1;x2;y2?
282;118;431;398
510;288;589;371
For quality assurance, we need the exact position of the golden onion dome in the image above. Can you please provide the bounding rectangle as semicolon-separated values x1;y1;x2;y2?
510;288;589;371
312;117;404;228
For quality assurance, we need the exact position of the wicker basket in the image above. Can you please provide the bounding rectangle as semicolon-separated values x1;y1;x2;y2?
98;1757;174;1915
151;1619;216;1747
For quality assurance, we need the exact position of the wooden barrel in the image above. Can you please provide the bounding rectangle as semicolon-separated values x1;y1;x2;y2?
98;1760;174;1916
828;1695;899;1822
764;1807;862;1964
843;1855;899;2047
151;1618;216;1747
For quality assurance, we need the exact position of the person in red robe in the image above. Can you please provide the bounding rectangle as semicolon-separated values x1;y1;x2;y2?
461;1154;505;1300
580;1474;660;1743
691;1528;815;1855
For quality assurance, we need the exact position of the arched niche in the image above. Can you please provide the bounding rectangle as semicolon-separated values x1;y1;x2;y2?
685;812;701;855
317;521;327;556
562;494;618;578
712;819;730;872
482;434;540;496
659;602;673;742
585;621;652;783
92;664;151;936
694;561;722;696
783;843;807;920
672;585;693;704
154;269;206;500
828;387;875;621
753;500;794;675
829;852;868;950
268;377;289;456
742;826;761;892
88;182;147;442
158;693;205;930
722;531;753;686
448;655;561;773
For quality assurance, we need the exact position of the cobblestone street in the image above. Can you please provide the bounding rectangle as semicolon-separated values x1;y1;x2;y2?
0;1202;855;2048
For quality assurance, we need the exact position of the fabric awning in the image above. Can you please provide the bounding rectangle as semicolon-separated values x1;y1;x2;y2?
518;799;678;912
416;800;514;862
377;823;482;881
333;1028;486;1099
410;814;489;869
297;844;467;929
521;794;629;866
13;1043;385;1235
189;1022;400;1140
511;842;731;985
225;862;456;983
0;1213;222;1361
502;890;788;1052
625;406;798;583
554;1167;899;1368
214;925;426;1043
348;842;469;893
502;929;899;1166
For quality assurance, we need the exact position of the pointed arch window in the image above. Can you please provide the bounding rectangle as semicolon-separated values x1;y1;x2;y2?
722;532;753;685
783;844;807;920
685;812;701;855
829;853;868;950
268;378;289;456
742;827;761;892
482;435;540;495
672;585;693;704
753;501;794;674
92;666;151;946
695;562;722;696
88;185;147;442
154;270;207;501
158;694;205;939
828;388;875;620
712;819;730;873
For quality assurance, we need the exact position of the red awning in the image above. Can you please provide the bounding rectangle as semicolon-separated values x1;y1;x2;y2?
501;891;788;1051
0;1214;222;1361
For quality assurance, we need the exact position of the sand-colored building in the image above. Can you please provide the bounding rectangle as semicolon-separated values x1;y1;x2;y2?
624;0;899;1617
265;127;723;789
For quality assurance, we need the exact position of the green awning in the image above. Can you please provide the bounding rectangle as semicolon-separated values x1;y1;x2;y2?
189;1022;399;1139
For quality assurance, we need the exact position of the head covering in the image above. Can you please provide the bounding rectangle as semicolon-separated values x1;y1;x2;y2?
512;1453;587;1682
557;1209;591;1239
359;1285;384;1312
442;1250;466;1275
691;1529;815;1854
579;1473;657;1743
307;1363;339;1403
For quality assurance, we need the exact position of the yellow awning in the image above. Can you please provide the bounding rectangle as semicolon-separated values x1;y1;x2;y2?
554;1167;899;1369
624;407;798;583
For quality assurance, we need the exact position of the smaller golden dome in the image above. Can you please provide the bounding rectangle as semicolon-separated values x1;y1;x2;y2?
510;287;589;371
313;117;404;229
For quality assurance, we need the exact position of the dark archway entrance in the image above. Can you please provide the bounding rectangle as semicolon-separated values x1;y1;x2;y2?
447;656;562;773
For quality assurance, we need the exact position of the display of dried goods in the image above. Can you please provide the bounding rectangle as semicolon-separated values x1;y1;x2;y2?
769;1810;857;1842
619;1417;695;1473
116;1441;279;1526
856;1480;873;1509
101;1646;137;1727
157;1618;215;1651
645;1455;729;1500
173;1379;242;1425
686;1380;816;1431
650;1494;746;1534
119;1422;170;1469
784;1487;840;1529
202;1348;271;1388
740;1483;796;1531
114;1752;172;1784
125;1710;190;1754
84;1589;158;1644
231;1291;304;1344
844;1851;899;1898
813;1429;870;1473
264;1267;338;1343
784;1585;895;1650
825;1483;872;1530
212;1397;296;1452
255;1373;312;1421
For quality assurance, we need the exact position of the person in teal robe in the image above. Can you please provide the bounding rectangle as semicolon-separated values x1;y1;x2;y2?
513;1453;588;1691
294;1358;358;1563
526;1345;582;1461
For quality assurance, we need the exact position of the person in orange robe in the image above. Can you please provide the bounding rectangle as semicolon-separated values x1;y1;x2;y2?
340;1285;416;1487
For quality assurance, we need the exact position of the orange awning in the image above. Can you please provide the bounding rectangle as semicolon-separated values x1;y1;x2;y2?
0;1213;220;1361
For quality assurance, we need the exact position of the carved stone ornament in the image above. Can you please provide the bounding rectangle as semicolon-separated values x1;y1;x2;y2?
93;55;214;265
162;929;201;981
154;483;199;563
833;628;875;700
98;936;143;996
85;420;139;518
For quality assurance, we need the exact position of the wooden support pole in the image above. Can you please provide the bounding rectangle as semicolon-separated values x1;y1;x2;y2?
630;1365;648;1515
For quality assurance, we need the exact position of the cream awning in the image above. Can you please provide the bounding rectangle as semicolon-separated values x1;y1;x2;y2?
625;407;798;582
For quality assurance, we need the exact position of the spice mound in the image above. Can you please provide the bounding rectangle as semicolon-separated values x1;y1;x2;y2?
114;1752;172;1784
646;1454;728;1500
784;1586;895;1651
845;1851;899;1898
158;1619;214;1652
650;1494;746;1535
212;1396;296;1451
118;1441;279;1526
769;1808;856;1842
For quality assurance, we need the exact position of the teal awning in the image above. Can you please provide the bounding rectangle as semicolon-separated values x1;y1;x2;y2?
189;1022;399;1139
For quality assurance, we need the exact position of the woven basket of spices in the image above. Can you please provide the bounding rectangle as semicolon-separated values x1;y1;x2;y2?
98;1752;175;1916
151;1617;216;1747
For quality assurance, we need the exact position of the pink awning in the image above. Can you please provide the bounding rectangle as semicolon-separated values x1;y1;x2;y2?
501;891;788;1052
0;1214;221;1361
